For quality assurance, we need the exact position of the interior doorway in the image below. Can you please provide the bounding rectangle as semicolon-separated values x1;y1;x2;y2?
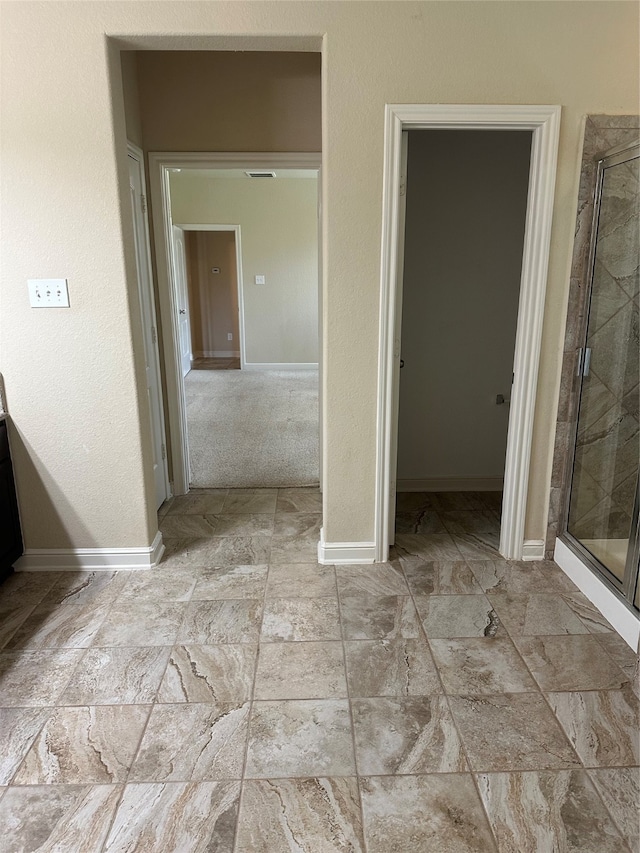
376;104;561;563
394;128;532;558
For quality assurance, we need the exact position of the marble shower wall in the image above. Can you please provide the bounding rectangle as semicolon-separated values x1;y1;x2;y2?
547;116;640;558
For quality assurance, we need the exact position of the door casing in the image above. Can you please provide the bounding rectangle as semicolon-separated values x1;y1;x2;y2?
376;104;561;562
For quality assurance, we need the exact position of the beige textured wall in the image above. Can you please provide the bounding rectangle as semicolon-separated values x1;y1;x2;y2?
398;130;531;484
1;2;638;552
136;51;322;152
170;174;319;365
187;231;240;358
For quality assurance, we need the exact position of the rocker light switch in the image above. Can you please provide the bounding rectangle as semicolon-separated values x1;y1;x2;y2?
255;275;266;285
28;279;70;308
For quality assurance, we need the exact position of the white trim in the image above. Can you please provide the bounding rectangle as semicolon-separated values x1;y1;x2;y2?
397;477;504;493
243;363;319;371
15;532;165;572
554;537;639;650
375;104;561;563
149;152;322;496
522;539;546;561
317;528;376;565
194;351;240;359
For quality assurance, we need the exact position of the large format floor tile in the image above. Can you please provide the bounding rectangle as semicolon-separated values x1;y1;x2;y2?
0;488;636;851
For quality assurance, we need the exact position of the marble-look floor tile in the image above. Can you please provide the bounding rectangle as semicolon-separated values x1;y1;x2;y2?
0;648;84;706
223;490;278;514
269;534;319;563
158;644;257;705
394;510;446;534
451;532;501;559
476;770;626;853
488;593;590;636
192;564;268;600
335;563;409;597
360;774;497;853
92;600;185;647
395;492;437;512
205;535;272;566
514;634;628;691
547;686;639;767
562;591;615;633
129;703;249;782
0;784;122;853
6;600;111;649
344;638;442;697
116;566;199;602
48;571;130;606
167;491;227;515
415;594;503;638
395;533;462;561
449;694;580;772
276;488;322;513
352;697;467;775
339;595;420;640
399;558;483;595
178;600;262;644
430;637;538;694
0;571;60;607
60;646;170;705
266;563;336;598
103;781;240;853
160;513;217;538
467;559;557;593
593;630;639;672
13;705;150;784
160;536;223;567
589;767;640;851
210;514;275;536
261;597;341;642
245;700;355;778
235;777;364;853
526;559;581;593
0;707;50;784
0;603;37;650
254;642;347;699
430;492;490;511
273;513;322;538
440;510;501;534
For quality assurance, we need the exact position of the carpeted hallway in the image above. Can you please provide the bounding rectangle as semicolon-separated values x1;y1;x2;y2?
185;369;319;488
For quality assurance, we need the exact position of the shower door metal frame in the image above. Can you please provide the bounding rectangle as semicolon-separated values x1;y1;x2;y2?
561;141;640;608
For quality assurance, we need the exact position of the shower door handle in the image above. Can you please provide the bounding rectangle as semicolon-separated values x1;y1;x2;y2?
577;347;592;377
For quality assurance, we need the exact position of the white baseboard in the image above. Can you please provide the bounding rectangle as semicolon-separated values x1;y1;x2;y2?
317;528;375;564
194;350;240;359
554;537;639;651
243;363;319;371
15;532;165;572
522;539;545;561
396;477;504;492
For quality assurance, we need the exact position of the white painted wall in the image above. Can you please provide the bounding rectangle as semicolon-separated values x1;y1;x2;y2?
0;2;637;553
170;173;318;365
397;129;532;486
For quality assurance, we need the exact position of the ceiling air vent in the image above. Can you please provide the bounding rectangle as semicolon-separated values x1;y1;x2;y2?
245;170;276;178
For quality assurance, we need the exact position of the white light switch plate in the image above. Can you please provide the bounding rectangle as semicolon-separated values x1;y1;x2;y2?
255;275;266;285
28;279;70;308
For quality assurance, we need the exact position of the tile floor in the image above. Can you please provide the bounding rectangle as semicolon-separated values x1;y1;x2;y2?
0;488;638;852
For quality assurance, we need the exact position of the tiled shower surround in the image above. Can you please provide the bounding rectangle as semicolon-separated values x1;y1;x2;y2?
547;115;640;557
0;488;638;851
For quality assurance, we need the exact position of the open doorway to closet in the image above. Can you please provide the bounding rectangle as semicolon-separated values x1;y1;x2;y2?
395;128;532;560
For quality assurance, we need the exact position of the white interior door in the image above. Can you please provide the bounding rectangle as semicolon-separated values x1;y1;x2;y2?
388;132;409;546
127;147;169;509
172;225;192;377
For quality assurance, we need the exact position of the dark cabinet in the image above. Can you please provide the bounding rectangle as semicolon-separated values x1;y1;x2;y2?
0;418;23;577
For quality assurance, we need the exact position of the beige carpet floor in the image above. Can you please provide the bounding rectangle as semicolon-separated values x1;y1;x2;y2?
185;369;319;488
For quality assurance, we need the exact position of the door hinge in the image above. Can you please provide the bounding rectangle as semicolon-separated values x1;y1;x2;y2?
161;443;166;461
141;194;147;214
151;325;157;345
399;177;406;197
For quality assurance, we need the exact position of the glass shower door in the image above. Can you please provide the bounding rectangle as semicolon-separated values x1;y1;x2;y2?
566;143;639;606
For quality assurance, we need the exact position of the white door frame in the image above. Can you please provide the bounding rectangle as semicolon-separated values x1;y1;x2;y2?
149;152;322;496
172;224;246;369
375;104;561;562
127;141;171;507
